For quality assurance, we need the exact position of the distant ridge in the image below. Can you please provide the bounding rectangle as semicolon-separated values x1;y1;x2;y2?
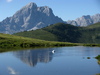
66;14;100;26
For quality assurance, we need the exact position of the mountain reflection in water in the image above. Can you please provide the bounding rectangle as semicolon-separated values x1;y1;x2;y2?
13;49;54;67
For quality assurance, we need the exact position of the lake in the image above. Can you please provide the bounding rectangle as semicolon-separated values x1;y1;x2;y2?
0;46;100;75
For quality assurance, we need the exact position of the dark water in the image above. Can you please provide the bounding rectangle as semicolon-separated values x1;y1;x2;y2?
0;46;100;75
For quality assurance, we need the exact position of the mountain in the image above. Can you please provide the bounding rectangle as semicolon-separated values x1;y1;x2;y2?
0;2;63;34
67;14;100;26
14;22;100;44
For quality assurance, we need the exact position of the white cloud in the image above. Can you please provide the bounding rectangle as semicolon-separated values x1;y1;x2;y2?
6;0;13;2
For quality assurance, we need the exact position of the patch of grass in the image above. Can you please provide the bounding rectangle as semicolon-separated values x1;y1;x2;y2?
95;55;100;60
96;74;100;75
83;44;100;47
0;33;79;52
14;29;58;41
86;22;100;29
95;55;100;65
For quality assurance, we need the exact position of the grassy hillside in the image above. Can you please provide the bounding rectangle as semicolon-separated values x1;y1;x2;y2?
79;22;100;43
0;33;79;52
43;23;81;42
14;23;81;42
15;29;58;41
86;22;100;29
14;23;100;44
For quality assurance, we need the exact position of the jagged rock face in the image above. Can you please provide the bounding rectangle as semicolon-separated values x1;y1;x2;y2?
0;2;63;34
91;14;100;23
67;14;100;26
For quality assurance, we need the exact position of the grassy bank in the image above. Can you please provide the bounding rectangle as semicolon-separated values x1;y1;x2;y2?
95;55;100;61
0;33;79;52
95;55;100;65
0;33;100;52
83;44;100;47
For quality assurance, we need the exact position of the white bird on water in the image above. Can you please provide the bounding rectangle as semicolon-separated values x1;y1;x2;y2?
52;50;55;53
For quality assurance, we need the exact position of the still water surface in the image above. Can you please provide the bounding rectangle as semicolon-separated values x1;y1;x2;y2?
0;46;100;75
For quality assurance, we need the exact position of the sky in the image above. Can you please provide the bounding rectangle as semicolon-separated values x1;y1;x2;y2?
0;0;100;21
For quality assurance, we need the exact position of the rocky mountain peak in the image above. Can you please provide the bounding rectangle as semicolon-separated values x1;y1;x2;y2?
0;2;63;34
25;2;37;9
13;2;37;17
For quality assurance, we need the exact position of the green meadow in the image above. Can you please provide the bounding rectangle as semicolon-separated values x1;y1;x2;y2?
0;33;79;52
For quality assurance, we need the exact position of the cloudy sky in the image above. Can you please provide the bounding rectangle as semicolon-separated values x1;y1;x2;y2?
0;0;100;21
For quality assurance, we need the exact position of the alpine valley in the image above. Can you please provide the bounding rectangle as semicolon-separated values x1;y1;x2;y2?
1;2;100;75
0;2;100;44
